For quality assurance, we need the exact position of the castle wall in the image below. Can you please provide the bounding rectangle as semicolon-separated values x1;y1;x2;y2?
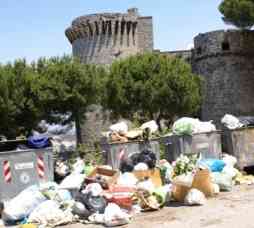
192;30;254;125
66;8;153;65
65;8;153;146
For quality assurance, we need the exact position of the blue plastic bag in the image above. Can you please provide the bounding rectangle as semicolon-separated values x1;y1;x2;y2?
198;159;226;172
28;136;50;149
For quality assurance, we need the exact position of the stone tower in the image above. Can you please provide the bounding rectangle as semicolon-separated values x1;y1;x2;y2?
65;8;153;65
65;8;153;146
192;30;254;125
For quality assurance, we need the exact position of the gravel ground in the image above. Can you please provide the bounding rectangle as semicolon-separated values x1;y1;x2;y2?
61;184;254;228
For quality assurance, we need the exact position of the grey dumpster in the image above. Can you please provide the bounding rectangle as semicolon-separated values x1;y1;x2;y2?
100;139;160;169
162;131;222;162
223;127;254;170
0;147;53;201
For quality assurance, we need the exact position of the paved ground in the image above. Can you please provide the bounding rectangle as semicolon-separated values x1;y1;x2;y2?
62;184;254;228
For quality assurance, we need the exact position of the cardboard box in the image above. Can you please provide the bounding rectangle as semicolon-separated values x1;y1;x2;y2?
172;169;214;202
133;168;162;188
85;167;120;189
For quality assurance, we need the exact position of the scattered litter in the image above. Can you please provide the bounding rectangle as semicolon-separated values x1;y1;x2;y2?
184;188;206;206
3;186;46;221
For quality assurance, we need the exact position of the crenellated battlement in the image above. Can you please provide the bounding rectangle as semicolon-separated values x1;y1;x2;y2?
65;8;153;65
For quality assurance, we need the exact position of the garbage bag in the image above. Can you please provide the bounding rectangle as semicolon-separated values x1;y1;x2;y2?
222;154;237;167
72;157;85;174
173;117;216;135
137;178;155;191
211;172;233;192
184;188;206;206
238;116;254;127
109;122;128;135
221;114;243;129
59;173;85;190
103;203;131;227
198;159;226;172
117;172;138;187
82;192;107;214
28;200;73;227
134;163;149;171
173;117;196;135
72;202;91;219
82;183;103;197
140;120;158;134
137;149;157;169
120;159;135;173
3;186;46;221
27;136;50;149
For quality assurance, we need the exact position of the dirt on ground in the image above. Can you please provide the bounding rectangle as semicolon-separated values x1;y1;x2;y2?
62;184;254;228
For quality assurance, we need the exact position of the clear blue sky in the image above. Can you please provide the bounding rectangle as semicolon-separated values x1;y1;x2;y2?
0;0;229;63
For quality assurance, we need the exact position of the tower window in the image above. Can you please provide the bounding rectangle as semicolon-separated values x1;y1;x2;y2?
222;41;230;51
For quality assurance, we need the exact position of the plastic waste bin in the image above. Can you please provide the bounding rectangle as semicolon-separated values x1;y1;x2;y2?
162;131;222;162
100;139;160;169
0;140;53;201
223;127;254;170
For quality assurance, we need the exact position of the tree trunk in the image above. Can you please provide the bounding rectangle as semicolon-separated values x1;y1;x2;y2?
75;113;83;145
156;116;162;132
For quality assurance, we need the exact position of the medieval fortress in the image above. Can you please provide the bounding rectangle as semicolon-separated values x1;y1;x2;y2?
66;8;254;143
65;8;153;65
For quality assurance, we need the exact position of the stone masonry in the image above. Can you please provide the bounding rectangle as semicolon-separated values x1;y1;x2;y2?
65;8;153;145
192;30;254;125
65;8;153;65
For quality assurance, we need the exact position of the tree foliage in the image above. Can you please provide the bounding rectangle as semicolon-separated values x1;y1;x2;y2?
219;0;254;29
0;60;43;138
33;56;105;143
0;56;105;141
104;52;202;128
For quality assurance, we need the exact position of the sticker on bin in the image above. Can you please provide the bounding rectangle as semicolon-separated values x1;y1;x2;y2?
20;172;30;184
15;162;34;170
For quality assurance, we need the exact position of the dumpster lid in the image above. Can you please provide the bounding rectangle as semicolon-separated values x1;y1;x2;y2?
0;139;28;152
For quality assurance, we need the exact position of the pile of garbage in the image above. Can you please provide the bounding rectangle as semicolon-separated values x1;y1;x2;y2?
102;117;218;144
102;120;159;143
1;147;254;228
221;114;254;129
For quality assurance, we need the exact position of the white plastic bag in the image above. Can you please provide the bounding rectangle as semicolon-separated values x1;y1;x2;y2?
222;154;237;167
184;188;206;206
109;122;128;135
82;183;103;197
28;200;73;227
140;120;158;133
172;173;194;187
59;173;85;189
117;172;138;187
137;179;155;191
103;203;131;227
221;114;243;129
3;185;46;221
134;162;149;171
195;121;216;134
72;157;85;174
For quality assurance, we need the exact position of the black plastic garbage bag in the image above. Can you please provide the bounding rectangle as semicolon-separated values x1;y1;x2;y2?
238;116;254;127
72;201;91;219
137;149;157;169
75;192;107;214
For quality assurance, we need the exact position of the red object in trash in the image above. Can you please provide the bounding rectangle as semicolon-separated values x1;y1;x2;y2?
104;186;135;210
108;195;133;210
